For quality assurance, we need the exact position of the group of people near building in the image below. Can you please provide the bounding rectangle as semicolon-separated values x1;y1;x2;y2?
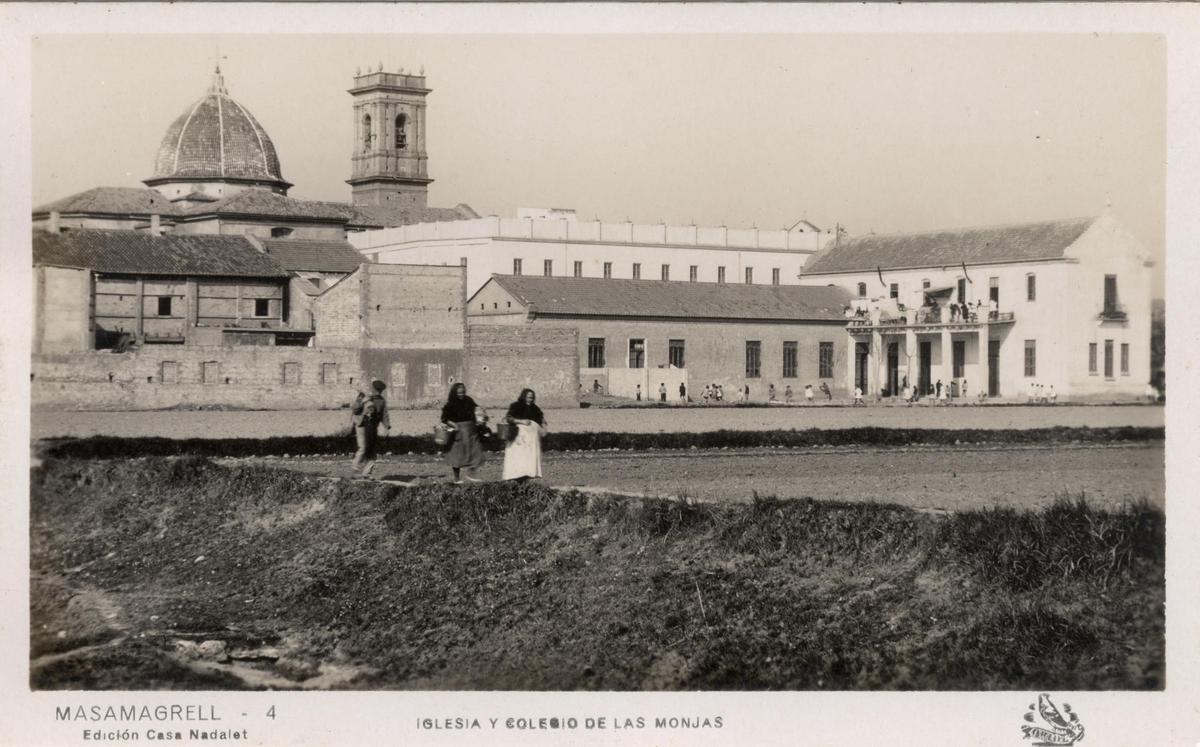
1026;382;1058;405
350;380;548;485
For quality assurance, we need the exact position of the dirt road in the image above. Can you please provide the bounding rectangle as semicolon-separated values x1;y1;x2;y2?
249;442;1164;512
37;403;1164;440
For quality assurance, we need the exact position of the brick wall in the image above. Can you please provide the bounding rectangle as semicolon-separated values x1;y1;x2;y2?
360;264;465;349
313;269;364;347
32;347;364;411
467;324;579;408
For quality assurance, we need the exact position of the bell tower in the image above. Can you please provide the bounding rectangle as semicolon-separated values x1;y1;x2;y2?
347;65;432;207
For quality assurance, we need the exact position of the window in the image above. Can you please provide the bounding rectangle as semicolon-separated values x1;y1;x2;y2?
254;298;270;317
362;114;372;151
661;264;670;281
321;363;337;385
1024;340;1036;377
573;261;583;278
922;279;931;290
270;226;293;238
857;282;867;297
989;277;999;304
395;113;408;149
160;361;179;385
201;361;220;384
745;267;754;284
782;341;798;378
957;278;967;304
282;362;300;385
889;283;899;299
772;268;781;286
669;339;685;369
745;341;762;378
1089;343;1098;374
1104;275;1118;309
717;266;726;284
628;338;645;369
689;265;698;282
1121;343;1130;375
952;340;965;378
460;257;468;267
513;258;523;276
587;338;606;368
544;259;553;277
1026;273;1036;302
157;296;172;316
1104;339;1114;378
603;262;612;279
632;263;641;280
818;342;834;378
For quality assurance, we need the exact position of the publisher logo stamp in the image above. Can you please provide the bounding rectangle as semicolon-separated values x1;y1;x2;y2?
1021;694;1085;745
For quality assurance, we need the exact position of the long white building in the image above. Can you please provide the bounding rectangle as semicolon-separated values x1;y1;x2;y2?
349;213;833;296
796;211;1154;401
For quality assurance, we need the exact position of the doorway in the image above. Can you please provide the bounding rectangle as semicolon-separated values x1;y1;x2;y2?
988;340;1000;397
919;340;932;395
886;342;899;396
855;342;869;393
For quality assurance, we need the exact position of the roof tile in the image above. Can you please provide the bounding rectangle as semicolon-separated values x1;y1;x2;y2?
262;238;365;273
33;229;289;277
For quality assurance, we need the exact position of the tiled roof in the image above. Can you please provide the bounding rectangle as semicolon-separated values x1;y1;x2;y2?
33;229;289;278
149;72;288;189
262;238;365;273
484;275;850;322
183;190;349;221
33;187;179;217
341;202;479;228
801;217;1098;275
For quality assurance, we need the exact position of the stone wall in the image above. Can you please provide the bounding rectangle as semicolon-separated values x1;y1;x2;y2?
466;324;579;408
33;265;91;354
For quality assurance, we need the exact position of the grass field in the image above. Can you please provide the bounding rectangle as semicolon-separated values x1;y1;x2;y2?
31;456;1164;691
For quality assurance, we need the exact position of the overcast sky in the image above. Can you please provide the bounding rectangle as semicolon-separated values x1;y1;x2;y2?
33;33;1164;292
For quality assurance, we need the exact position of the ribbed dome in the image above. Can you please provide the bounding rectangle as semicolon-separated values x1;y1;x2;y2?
148;68;289;190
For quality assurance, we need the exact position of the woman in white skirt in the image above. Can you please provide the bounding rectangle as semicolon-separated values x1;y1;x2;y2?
503;388;547;480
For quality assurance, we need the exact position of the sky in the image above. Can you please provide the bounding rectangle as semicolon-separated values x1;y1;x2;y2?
32;33;1165;293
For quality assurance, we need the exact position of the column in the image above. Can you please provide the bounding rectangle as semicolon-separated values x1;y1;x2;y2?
872;329;884;397
905;327;917;392
940;328;953;396
977;325;986;400
135;277;145;341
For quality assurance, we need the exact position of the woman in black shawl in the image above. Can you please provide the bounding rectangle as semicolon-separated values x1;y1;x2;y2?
503;388;547;480
441;382;485;483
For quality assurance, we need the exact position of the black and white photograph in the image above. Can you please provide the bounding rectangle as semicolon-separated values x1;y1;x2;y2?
2;4;1198;746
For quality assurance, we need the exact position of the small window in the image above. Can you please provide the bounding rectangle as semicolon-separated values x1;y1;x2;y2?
573;261;583;278
544;259;553;277
661;264;670;281
282;362;300;386
460;257;468;267
745;341;761;378
513;258;523;276
395;113;408;149
321;362;338;385
957;278;967;304
818;342;834;379
1120;343;1130;375
922;279;931;290
1024;340;1036;377
772;268;781;286
1088;343;1098;374
1026;273;1036;302
857;282;867;297
254;298;270;317
160;361;179;385
632;263;641;280
745;267;754;285
157;296;172;316
889;283;899;299
689;265;698;282
989;277;1000;304
628;338;645;369
603;262;612;279
782;341;798;378
201;361;220;384
362;114;373;151
270;227;293;238
668;339;685;369
717;266;726;284
1104;339;1114;378
587;338;606;368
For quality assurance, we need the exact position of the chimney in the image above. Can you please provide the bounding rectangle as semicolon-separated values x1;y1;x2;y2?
150;214;161;236
48;210;61;234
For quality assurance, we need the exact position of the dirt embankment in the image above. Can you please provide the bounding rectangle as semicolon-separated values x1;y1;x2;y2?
31;457;1164;691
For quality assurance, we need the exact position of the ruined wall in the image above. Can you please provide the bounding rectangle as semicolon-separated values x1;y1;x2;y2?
32;347;363;411
466;324;579;408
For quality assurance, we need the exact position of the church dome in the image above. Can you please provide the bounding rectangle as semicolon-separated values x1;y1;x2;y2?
146;67;291;192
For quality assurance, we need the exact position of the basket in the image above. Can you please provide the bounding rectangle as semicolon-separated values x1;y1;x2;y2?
433;424;454;447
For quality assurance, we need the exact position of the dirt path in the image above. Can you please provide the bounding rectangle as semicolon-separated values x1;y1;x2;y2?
36;403;1164;440
240;442;1164;513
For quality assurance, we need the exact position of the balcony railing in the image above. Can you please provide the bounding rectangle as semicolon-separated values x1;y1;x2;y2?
1099;303;1128;321
846;309;1014;330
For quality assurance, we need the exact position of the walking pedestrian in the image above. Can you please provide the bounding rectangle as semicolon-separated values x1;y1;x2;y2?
503;388;546;481
659;382;668;403
784;385;794;404
853;386;864;406
679;382;687;402
351;379;390;477
935;379;943;400
805;384;814;404
441;382;485;483
820;381;832;401
636;384;642;401
768;383;777;402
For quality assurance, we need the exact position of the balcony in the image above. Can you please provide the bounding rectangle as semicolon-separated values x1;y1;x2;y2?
1099;303;1128;321
847;308;1014;333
